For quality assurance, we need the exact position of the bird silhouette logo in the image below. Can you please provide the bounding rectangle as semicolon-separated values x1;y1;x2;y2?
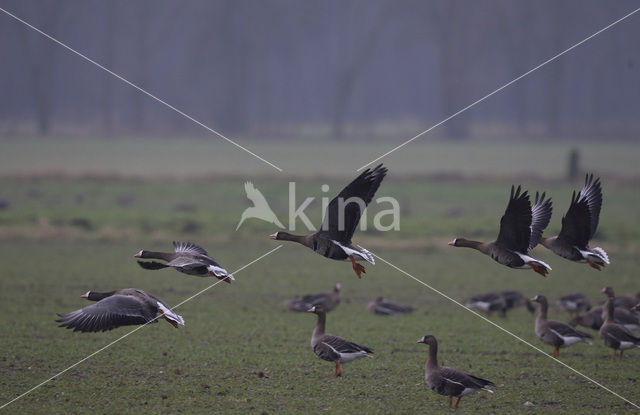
236;182;285;230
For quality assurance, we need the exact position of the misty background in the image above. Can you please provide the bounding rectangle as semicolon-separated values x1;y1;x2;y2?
1;0;639;142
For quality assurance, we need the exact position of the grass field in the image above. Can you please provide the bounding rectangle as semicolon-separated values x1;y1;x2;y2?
1;137;639;413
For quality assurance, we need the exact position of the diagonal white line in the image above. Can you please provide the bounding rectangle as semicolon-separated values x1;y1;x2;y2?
0;7;283;173
0;245;283;410
360;246;640;409
356;7;640;172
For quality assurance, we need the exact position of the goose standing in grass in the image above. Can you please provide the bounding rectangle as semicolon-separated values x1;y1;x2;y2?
449;186;553;277
557;293;591;316
57;288;184;332
568;307;605;331
134;241;234;283
600;287;640;360
417;334;494;409
613;293;640;310
466;292;506;316
602;307;640;331
307;305;372;376
539;174;609;270
501;290;535;314
284;283;341;312
367;297;414;315
531;295;592;358
270;164;387;278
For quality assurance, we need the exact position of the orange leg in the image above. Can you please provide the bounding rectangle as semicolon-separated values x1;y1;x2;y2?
620;350;624;360
551;347;559;358
349;256;366;278
528;262;548;277
334;361;342;377
612;349;617;360
454;396;461;409
448;397;452;408
586;258;602;271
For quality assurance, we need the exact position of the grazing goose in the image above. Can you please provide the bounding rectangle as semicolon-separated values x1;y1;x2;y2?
449;186;553;277
501;290;535;314
568;307;605;331
367;297;414;315
284;283;341;312
135;241;234;283
557;293;591;316
270;164;387;278
539;174;609;270
417;334;494;409
466;292;506;316
307;305;372;376
600;287;640;360
57;288;184;332
531;295;592;358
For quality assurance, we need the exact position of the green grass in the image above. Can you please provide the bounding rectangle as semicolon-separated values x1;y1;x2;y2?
1;137;640;413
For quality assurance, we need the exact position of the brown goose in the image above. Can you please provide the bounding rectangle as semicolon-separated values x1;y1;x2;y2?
603;307;640;331
367;297;414;315
307;305;372;376
270;164;387;278
417;335;494;409
613;293;640;310
569;305;640;331
57;288;184;332
568;307;604;331
557;293;591;316
600;287;640;360
449;186;553;277
502;290;535;314
135;241;234;283
465;292;506;316
284;283;341;312
531;295;592;358
539;174;609;270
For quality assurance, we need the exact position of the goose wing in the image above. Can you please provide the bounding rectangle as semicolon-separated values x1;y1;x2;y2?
321;334;373;354
495;185;532;252
579;174;603;239
529;191;552;250
557;189;591;247
604;324;640;343
56;295;154;332
173;241;209;257
318;164;387;244
439;367;494;390
547;320;592;339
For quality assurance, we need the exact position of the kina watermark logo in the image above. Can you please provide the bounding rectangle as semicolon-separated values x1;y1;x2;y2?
235;181;400;232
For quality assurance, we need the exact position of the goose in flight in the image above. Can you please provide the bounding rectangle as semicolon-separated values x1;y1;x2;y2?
449;186;553;277
135;241;234;283
539;174;609;270
57;288;184;332
270;164;387;278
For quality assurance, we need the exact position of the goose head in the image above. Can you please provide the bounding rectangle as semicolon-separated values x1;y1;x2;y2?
601;286;615;298
416;334;437;345
307;305;326;314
